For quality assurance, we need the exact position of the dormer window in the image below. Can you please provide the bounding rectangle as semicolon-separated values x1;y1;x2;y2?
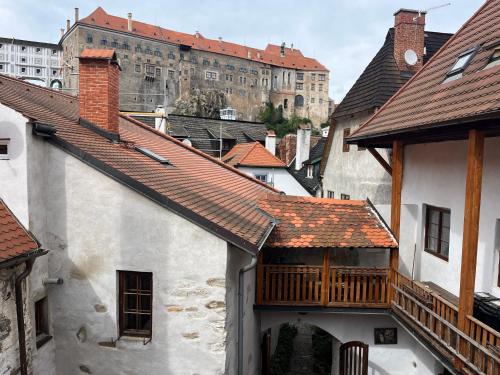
484;47;500;70
444;48;476;82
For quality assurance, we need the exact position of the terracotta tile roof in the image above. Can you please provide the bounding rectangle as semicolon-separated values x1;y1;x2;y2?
0;74;278;253
80;48;116;59
77;7;328;72
350;0;500;143
0;199;40;263
259;195;398;249
222;142;286;168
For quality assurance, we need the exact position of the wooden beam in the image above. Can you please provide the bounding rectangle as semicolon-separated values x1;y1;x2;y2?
389;140;404;301
457;130;484;331
256;251;264;305
368;147;392;176
321;249;330;306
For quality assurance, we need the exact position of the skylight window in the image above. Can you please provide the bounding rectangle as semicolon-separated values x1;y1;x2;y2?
135;147;171;165
444;48;476;82
484;48;500;70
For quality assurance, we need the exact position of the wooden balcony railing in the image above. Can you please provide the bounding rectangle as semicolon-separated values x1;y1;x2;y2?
257;265;390;308
393;272;500;375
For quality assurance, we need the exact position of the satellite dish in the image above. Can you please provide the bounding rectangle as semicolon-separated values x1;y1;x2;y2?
182;139;192;147
404;49;418;66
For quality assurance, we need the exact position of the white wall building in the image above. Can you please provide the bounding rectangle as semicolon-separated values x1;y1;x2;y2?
0;37;63;89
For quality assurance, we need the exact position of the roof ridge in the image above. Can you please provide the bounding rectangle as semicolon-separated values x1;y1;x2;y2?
350;0;493;138
239;141;261;164
121;115;280;193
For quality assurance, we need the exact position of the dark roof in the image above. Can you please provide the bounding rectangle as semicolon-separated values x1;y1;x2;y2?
332;29;452;119
0;74;278;254
259;195;397;248
289;137;327;195
128;113;267;156
350;0;500;145
0;37;60;50
0;199;41;264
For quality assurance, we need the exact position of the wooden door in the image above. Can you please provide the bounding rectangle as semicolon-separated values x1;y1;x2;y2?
339;341;368;375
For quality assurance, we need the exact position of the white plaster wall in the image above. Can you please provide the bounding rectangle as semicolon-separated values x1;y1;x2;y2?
401;137;500;297
322;112;392;204
28;143;233;375
261;312;442;375
238;166;310;196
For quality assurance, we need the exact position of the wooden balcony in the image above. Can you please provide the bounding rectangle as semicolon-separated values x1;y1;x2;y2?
392;272;500;375
256;265;390;309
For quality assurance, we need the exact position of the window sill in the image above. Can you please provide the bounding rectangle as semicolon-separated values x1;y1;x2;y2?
424;248;449;262
36;334;53;349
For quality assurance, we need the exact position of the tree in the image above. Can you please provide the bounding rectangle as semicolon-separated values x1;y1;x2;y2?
259;102;312;137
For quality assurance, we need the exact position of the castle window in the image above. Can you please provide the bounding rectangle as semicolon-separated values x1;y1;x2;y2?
319;84;323;92
311;73;316;81
118;271;153;338
135;64;141;73
135;44;142;52
100;38;108;46
205;71;217;80
319;74;326;81
168;51;175;60
294;95;304;107
123;42;130;50
311;83;315;91
111;40;119;48
203;59;210;66
213;60;219;67
154;49;162;57
155;67;162;77
296;72;304;80
168;70;175;78
296;83;303;90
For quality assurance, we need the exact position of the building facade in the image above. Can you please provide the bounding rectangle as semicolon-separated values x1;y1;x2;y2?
0;37;63;89
60;7;329;126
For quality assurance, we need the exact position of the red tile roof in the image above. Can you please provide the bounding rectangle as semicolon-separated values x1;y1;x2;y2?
0;199;40;263
80;48;116;59
0;73;278;253
259;195;398;248
77;7;328;72
350;0;500;143
222;142;286;168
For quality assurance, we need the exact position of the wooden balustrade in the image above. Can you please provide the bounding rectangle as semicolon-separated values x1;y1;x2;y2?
393;271;500;375
328;267;389;307
258;265;389;308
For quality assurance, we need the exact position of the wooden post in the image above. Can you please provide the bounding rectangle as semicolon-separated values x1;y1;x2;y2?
321;249;330;306
457;130;484;331
256;251;264;305
389;140;404;301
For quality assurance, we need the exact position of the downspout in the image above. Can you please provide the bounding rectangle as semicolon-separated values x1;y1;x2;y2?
15;258;35;375
238;254;257;375
238;219;276;375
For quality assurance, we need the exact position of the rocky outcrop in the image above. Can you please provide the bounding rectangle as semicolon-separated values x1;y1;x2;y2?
173;89;226;118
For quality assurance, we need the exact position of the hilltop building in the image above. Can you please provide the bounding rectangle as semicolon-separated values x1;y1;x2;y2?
60;7;330;126
0;37;63;89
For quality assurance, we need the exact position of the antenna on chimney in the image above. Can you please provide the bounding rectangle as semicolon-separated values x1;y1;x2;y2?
415;2;451;20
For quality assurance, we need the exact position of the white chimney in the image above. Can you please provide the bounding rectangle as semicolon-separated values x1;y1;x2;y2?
295;124;311;170
74;7;79;23
66;19;70;33
155;105;167;133
265;130;276;156
60;28;65;38
127;13;133;32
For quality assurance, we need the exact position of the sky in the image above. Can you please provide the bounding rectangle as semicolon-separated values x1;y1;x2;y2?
0;0;484;102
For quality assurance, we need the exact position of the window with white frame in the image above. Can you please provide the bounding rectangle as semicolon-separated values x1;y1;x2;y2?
0;139;10;159
254;174;268;183
327;190;334;198
306;165;313;178
205;71;217;80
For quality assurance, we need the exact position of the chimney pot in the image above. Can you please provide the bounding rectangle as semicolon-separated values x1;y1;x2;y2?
127;13;133;32
74;7;79;23
60;28;65;38
66;19;70;32
78;49;120;134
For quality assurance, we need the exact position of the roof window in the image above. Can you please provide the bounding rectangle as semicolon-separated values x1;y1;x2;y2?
484;47;500;70
135;147;171;165
444;47;476;82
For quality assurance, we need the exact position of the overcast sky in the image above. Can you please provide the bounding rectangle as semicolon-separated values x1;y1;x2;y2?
0;0;484;102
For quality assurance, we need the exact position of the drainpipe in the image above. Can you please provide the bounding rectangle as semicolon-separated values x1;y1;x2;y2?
15;258;35;375
238;254;257;375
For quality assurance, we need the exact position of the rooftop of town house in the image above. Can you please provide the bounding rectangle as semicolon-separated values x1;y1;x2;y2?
126;112;267;157
0;199;41;263
288;137;327;195
258;195;398;248
331;29;452;120
0;72;279;254
74;7;328;71
349;0;500;146
222;142;287;168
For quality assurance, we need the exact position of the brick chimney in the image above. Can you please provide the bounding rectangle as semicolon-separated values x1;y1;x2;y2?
78;49;120;134
393;9;426;72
